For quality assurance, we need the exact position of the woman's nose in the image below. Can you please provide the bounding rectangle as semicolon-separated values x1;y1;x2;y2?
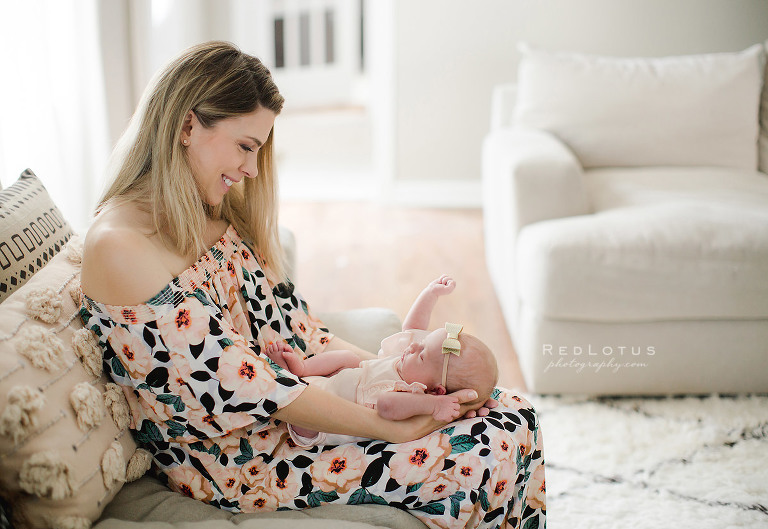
241;158;258;179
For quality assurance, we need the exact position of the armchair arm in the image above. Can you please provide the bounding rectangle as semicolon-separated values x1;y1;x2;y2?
482;126;588;237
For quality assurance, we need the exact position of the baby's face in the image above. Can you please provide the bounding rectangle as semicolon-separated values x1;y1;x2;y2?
398;328;447;388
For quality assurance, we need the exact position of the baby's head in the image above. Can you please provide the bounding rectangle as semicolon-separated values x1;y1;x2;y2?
444;333;499;404
399;325;498;403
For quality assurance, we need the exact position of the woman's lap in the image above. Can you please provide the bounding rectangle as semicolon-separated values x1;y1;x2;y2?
257;389;546;529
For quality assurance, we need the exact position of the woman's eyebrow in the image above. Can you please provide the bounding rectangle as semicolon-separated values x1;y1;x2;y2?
247;136;264;147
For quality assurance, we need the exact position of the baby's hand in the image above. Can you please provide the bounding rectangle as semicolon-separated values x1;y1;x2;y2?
432;395;461;422
428;274;456;297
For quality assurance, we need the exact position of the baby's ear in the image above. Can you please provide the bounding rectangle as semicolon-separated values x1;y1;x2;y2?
427;385;447;396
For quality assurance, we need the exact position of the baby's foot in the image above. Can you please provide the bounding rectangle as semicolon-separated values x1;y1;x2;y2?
280;348;307;377
264;342;292;370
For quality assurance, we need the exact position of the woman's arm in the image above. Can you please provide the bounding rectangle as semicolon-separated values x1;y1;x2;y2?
273;384;481;444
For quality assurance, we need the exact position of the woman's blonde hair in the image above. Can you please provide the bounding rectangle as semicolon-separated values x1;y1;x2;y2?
99;41;287;278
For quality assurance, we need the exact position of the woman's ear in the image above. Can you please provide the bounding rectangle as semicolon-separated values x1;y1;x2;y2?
180;110;196;144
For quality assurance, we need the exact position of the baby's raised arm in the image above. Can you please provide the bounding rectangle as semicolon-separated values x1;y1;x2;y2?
402;274;456;331
376;391;461;422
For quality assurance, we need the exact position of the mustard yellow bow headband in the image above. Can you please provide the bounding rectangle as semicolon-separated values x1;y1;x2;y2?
442;322;463;387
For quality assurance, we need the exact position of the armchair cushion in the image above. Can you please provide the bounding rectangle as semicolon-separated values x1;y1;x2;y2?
513;43;764;170
516;167;768;321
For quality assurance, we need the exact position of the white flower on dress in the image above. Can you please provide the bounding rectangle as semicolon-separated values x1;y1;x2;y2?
166;465;214;503
240;455;269;488
389;433;451;486
157;299;211;349
309;444;365;494
108;326;153;379
487;458;517;511
449;453;484;490
239;486;279;513
526;463;546;510
264;463;299;504
490;433;516;462
417;472;459;502
217;347;276;401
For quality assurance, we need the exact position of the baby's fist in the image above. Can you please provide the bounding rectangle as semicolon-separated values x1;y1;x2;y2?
432;395;461;422
430;274;456;296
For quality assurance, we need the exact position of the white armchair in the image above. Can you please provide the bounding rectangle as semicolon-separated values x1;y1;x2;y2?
483;44;768;395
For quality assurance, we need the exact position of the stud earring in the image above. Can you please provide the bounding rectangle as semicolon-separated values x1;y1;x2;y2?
182;139;189;146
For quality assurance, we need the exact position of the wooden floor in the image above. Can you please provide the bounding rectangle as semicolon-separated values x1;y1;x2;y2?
279;201;527;391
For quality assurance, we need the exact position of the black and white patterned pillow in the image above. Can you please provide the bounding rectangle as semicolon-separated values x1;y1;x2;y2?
0;169;74;303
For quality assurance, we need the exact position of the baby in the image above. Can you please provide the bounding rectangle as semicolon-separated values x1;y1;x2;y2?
265;275;499;447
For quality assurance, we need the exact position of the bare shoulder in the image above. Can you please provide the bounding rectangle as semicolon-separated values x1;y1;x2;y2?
81;206;173;306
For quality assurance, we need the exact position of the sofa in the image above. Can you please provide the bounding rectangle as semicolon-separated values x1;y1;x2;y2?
0;170;424;529
482;42;768;395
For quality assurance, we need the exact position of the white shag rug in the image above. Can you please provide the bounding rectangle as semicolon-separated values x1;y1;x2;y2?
531;393;768;529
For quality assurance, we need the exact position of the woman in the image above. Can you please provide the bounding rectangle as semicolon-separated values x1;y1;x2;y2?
80;41;545;529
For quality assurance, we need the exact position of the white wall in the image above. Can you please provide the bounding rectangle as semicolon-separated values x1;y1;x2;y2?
387;0;518;205
387;0;768;206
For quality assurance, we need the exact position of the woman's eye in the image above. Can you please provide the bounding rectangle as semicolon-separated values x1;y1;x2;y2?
240;144;254;153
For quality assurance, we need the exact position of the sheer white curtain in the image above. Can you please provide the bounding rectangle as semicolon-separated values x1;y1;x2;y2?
0;0;110;233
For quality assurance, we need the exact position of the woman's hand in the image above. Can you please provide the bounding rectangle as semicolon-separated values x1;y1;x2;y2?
461;397;499;419
388;389;493;442
449;389;498;419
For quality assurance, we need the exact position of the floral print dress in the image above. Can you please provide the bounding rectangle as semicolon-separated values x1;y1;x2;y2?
80;225;546;529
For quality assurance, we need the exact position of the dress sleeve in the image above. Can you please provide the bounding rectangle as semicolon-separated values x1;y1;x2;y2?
81;285;307;444
265;278;334;357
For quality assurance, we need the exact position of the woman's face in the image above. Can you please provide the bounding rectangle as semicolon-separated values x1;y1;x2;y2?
182;107;277;206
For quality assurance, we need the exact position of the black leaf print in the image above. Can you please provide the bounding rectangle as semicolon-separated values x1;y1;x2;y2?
191;370;212;382
275;460;290;480
385;477;401;492
471;421;488;436
361;458;385;487
205;357;219;371
218;384;234;401
155;452;174;466
517;409;536;430
154;349;170;363
200;392;216;413
209;318;223;336
274;376;301;387
145;367;169;388
223;402;259;413
270;320;282;333
292;455;313;468
263;399;277;415
143;327;157;348
189;341;205;359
